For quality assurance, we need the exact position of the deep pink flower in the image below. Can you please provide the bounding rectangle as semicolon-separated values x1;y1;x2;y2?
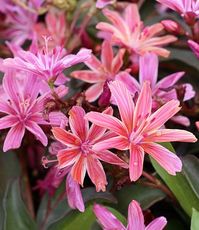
71;41;126;102
0;71;67;152
86;81;197;181
188;39;199;58
96;0;116;9
96;4;177;57
157;0;199;21
52;106;128;192
93;200;167;230
3;37;91;84
116;52;195;126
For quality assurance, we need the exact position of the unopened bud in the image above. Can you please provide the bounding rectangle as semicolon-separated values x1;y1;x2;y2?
161;20;184;35
183;12;196;26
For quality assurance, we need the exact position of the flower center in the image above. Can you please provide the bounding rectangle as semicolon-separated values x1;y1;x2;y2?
80;141;92;155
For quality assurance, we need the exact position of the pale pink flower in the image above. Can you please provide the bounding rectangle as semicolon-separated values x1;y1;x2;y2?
71;41;126;102
3;37;91;84
96;4;177;57
0;71;67;152
188;40;199;58
93;200;167;230
86;81;197;181
34;10;67;48
52;106;128;192
117;52;195;126
96;0;116;9
157;0;199;21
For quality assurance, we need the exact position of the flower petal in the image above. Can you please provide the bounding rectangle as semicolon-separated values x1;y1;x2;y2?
146;217;167;230
109;80;134;132
3;123;25;152
127;200;145;230
142;142;182;175
101;41;113;71
96;149;128;168
66;173;85;212
0;115;18;130
87;155;107;192
57;148;81;168
129;145;145;181
85;83;104;102
71;156;87;186
69;106;89;141
93;204;126;230
52;127;81;147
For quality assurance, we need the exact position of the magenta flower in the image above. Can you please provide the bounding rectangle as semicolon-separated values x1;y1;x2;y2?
93;200;167;230
96;0;116;9
0;71;67;152
3;37;91;84
157;0;199;21
52;106;128;192
86;81;197;181
71;41;126;102
96;4;177;57
117;52;195;126
188;40;199;58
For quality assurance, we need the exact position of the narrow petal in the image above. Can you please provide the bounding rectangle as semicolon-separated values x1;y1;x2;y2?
66;173;85;212
139;53;158;89
88;107;113;144
112;48;125;73
144;129;197;143
124;4;140;31
0;115;18;130
87;155;107;192
127;200;145;230
48;112;68;127
3;123;25;152
170;115;190;127
96;150;128;168
109;80;134;132
57;148;81;168
71;70;103;83
133;81;152;130
101;41;113;71
129;145;145;181
69;106;89;141
71;156;87;186
145;100;180;131
93;204;126;230
85;111;128;136
25;121;48;146
146;217;167;230
142;142;182;175
52;127;81;147
155;72;184;90
85;83;104;102
93;136;129;151
0;100;16;115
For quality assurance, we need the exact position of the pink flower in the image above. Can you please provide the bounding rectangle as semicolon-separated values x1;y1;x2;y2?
71;41;126;102
3;37;91;84
188;40;199;58
0;1;38;46
96;0;116;9
52;106;128;192
96;4;177;57
86;81;197;181
93;200;167;230
157;0;199;22
34;10;68;48
116;52;195;126
0;71;67;152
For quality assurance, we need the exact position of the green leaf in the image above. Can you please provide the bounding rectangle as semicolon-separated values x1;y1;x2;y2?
37;186;116;229
113;183;166;215
2;180;36;230
191;208;199;230
150;143;199;217
182;155;199;199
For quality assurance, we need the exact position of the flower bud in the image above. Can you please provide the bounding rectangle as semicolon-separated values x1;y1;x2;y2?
161;20;184;35
52;0;76;11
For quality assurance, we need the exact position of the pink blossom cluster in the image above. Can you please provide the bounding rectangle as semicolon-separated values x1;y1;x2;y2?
0;0;198;228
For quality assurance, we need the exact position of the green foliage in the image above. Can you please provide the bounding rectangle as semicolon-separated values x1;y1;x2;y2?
191;208;199;230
